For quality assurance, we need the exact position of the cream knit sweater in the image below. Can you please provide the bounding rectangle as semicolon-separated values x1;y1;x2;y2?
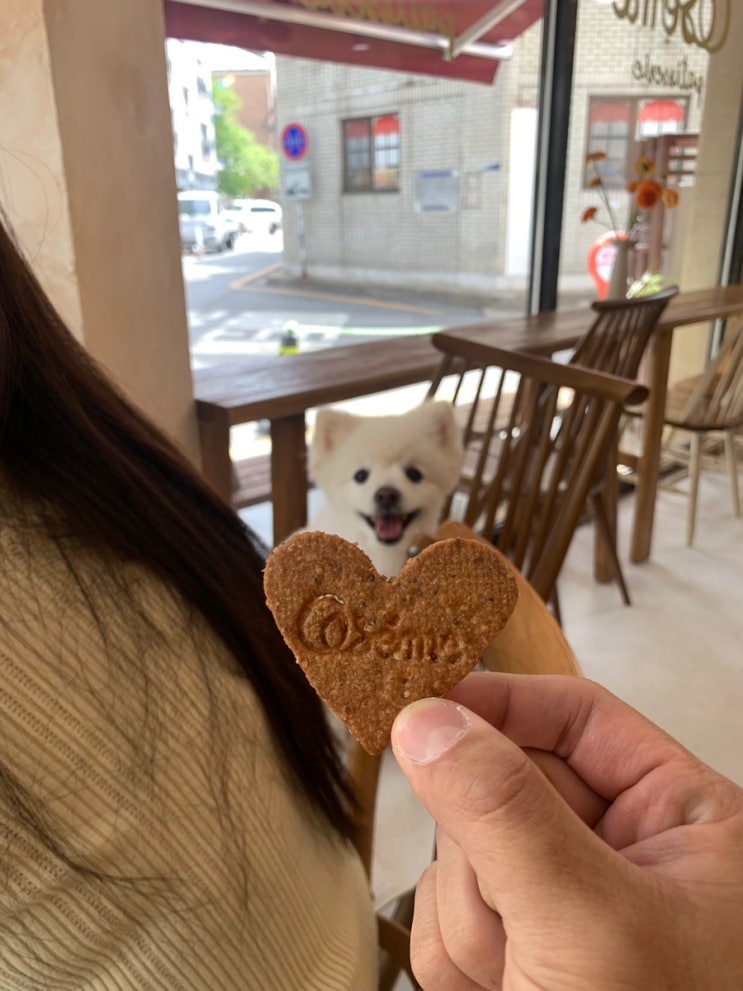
0;492;376;989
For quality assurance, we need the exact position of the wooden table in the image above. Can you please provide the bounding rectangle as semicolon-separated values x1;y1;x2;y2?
193;284;743;555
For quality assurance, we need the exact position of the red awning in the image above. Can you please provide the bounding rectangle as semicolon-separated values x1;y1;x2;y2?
163;0;544;85
373;114;400;136
345;118;369;139
639;98;686;124
590;102;631;124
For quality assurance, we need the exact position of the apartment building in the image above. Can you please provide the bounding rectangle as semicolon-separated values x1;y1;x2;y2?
166;38;219;190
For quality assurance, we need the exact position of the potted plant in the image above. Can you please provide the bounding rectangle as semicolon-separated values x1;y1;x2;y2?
581;153;679;298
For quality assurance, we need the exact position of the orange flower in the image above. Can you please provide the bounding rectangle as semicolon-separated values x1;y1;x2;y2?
635;179;663;210
581;152;676;237
634;157;655;178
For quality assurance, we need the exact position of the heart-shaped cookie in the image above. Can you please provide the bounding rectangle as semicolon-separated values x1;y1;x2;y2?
263;531;518;754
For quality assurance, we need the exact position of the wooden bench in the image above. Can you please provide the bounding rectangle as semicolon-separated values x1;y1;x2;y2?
232;454;272;509
232;453;315;510
229;381;511;514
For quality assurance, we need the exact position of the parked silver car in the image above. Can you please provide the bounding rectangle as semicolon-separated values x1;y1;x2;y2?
177;190;237;253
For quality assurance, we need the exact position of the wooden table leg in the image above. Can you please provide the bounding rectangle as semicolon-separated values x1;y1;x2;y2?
271;414;309;545
594;431;618;584
197;410;233;505
630;330;673;563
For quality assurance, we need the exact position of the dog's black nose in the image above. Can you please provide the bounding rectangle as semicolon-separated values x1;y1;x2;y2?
374;486;401;512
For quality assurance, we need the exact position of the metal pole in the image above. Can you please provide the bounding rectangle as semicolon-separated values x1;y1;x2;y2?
528;0;579;314
296;200;307;279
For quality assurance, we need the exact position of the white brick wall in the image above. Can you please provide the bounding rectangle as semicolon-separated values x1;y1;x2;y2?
275;4;711;295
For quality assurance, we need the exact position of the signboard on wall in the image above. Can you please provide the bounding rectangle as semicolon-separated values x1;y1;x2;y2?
282;161;312;200
413;169;460;213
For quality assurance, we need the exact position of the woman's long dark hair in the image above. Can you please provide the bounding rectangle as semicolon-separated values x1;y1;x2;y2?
0;215;355;840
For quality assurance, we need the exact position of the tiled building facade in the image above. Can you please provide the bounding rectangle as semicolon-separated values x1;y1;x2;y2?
275;3;708;296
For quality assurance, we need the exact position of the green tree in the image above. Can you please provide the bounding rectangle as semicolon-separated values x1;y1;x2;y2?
212;81;279;198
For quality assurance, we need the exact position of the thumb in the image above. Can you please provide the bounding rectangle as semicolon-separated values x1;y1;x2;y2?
391;697;618;928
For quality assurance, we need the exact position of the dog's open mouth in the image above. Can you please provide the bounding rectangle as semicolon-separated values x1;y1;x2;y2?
363;510;420;545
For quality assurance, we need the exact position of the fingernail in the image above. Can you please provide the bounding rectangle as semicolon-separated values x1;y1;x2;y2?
393;698;470;765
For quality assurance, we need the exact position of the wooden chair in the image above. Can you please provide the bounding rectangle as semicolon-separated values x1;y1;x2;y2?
658;319;743;544
425;342;648;613
568;288;678;603
345;528;580;991
570;287;678;378
357;346;645;983
341;299;673;983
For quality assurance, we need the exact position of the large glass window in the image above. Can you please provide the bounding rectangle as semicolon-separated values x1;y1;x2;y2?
343;114;400;193
560;0;712;308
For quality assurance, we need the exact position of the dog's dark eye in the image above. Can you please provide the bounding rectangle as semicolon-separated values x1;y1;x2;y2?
354;468;370;484
405;466;423;483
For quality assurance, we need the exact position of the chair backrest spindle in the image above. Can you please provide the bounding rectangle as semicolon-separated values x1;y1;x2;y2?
571;287;678;379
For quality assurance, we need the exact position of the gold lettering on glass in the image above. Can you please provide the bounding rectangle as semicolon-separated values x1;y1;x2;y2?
631;52;705;101
611;0;730;54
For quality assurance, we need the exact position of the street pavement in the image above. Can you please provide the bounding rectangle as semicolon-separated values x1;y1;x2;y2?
183;230;525;367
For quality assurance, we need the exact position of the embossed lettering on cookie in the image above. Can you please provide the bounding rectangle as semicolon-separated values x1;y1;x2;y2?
263;531;518;754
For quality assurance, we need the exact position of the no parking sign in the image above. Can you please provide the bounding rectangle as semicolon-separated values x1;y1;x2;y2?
281;122;308;160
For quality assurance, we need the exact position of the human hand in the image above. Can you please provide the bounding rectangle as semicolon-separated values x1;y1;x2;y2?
391;672;743;991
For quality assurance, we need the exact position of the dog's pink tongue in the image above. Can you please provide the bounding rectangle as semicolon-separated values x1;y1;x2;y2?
375;515;404;542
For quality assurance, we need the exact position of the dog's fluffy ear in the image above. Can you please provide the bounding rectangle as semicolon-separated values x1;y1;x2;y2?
421;400;463;459
311;408;360;466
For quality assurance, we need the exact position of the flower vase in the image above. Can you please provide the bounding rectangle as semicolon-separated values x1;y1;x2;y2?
607;238;636;300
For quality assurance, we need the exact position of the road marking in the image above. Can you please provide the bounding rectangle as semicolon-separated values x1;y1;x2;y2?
256;285;439;315
229;261;283;290
231;273;439;316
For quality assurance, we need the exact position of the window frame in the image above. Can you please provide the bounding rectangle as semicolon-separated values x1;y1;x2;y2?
342;114;401;194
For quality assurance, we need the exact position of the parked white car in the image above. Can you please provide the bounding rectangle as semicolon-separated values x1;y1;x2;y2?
177;190;237;253
225;203;249;234
230;198;283;235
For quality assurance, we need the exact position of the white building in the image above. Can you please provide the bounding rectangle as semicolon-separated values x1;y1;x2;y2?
166;39;218;191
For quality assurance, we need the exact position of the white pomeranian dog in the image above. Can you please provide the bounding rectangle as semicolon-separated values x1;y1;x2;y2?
308;401;463;577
